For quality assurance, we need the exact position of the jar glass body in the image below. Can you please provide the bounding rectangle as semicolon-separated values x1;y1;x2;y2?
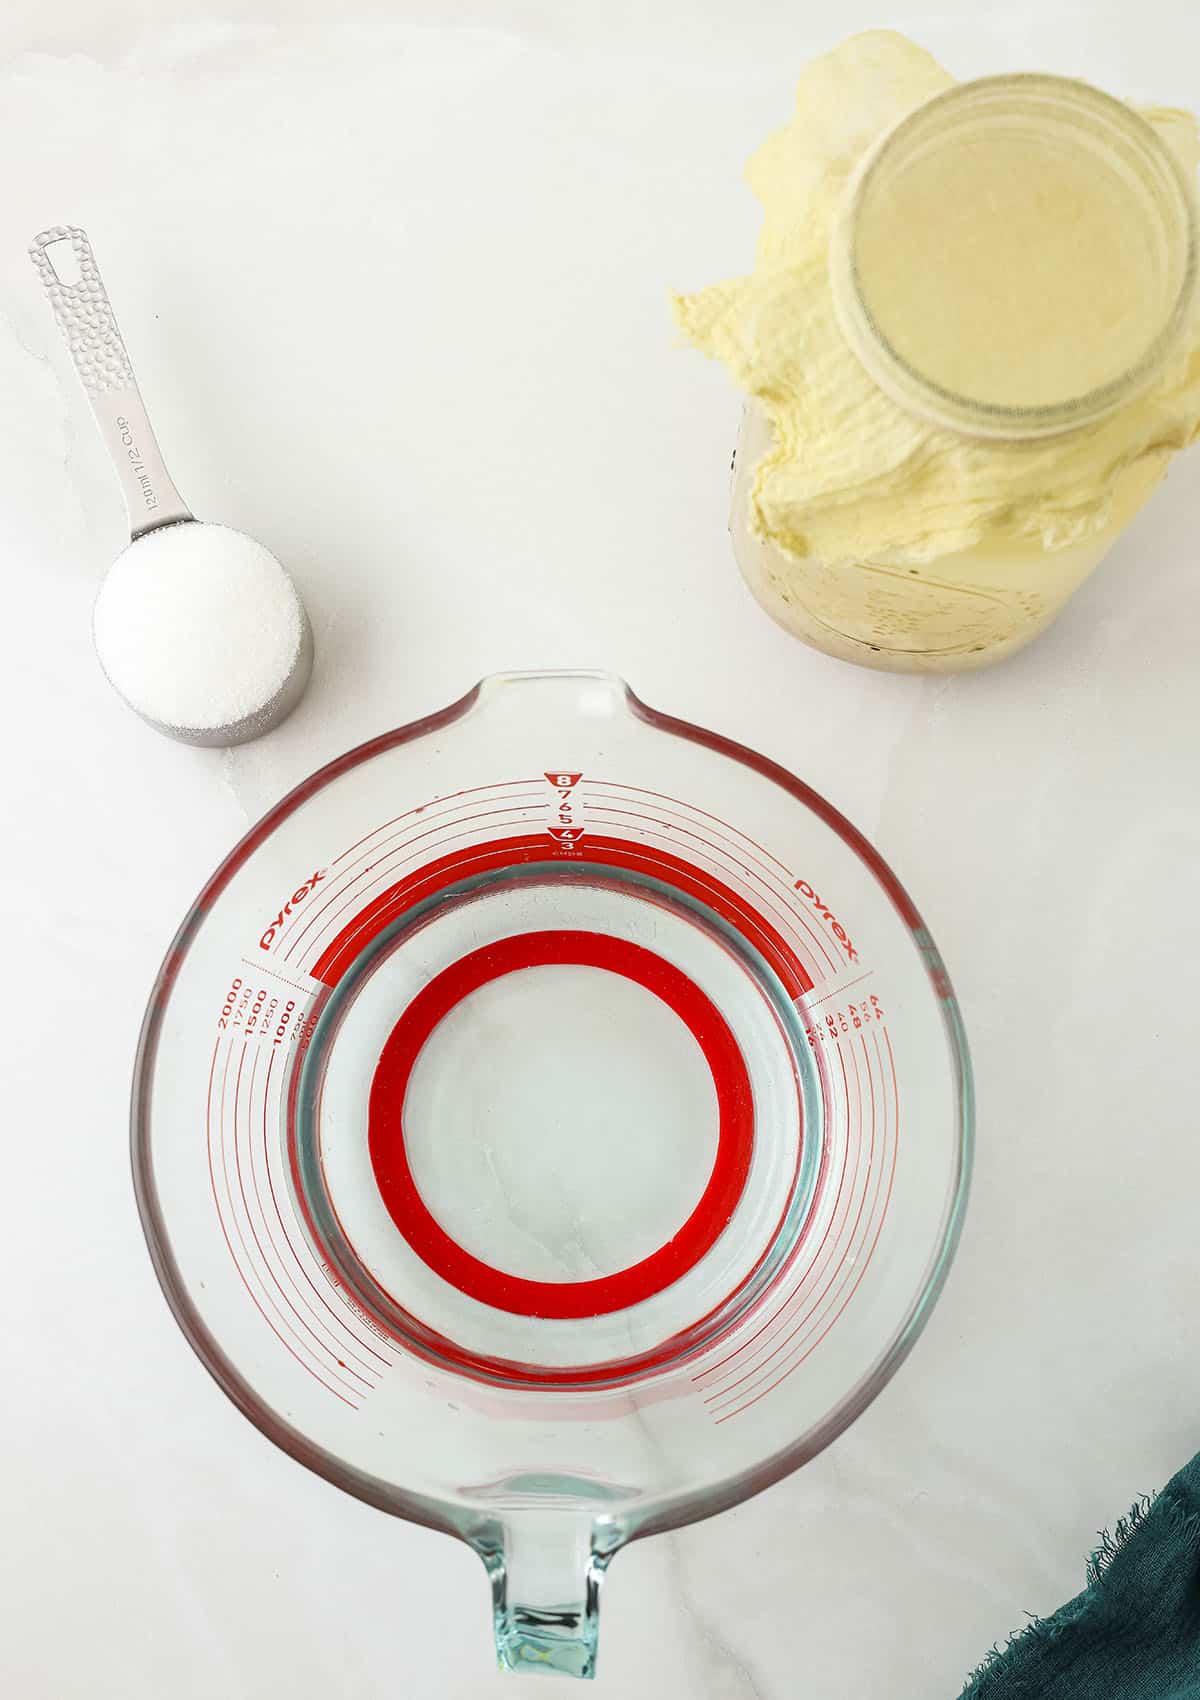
731;75;1196;673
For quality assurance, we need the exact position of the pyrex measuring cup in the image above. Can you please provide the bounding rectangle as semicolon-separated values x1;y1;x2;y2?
133;672;972;1677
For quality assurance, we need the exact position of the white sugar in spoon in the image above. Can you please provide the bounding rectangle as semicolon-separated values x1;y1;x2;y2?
30;226;313;747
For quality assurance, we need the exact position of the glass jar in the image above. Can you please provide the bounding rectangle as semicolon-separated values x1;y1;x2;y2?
731;75;1198;673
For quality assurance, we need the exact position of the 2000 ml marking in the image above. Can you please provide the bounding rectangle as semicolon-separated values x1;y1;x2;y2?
259;869;327;950
793;879;858;961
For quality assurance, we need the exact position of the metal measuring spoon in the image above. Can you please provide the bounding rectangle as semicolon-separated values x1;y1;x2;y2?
30;226;313;747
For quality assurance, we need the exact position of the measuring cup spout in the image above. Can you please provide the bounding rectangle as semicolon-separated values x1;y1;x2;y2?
471;1512;623;1679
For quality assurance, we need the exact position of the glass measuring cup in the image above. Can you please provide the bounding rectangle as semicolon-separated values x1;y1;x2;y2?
133;672;972;1676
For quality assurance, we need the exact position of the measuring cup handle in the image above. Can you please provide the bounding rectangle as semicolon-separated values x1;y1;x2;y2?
29;225;193;538
471;1513;622;1679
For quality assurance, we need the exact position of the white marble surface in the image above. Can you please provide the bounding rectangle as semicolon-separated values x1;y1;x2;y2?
2;2;1200;1695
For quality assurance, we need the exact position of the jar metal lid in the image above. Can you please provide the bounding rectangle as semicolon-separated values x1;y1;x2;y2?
830;74;1199;439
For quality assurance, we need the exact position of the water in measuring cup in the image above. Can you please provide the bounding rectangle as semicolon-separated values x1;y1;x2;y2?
295;863;821;1382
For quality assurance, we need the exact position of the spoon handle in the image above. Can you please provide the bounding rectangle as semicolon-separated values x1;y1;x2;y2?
30;225;193;538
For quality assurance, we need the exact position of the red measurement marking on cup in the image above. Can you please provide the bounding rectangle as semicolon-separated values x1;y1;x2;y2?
712;1051;898;1424
586;804;835;981
244;1046;389;1379
588;782;826;958
695;1035;862;1395
239;957;324;1000
203;960;396;1393
586;780;792;878
367;931;754;1319
544;770;585;851
628;697;924;931
287;803;548;968
281;787;546;962
571;777;846;979
704;1034;875;1414
231;1046;376;1395
802;994;885;1051
330;779;541;872
307;833;815;1001
204;1037;360;1408
282;776;846;990
269;1042;394;1353
698;1026;901;1424
804;971;876;1008
278;776;857;1012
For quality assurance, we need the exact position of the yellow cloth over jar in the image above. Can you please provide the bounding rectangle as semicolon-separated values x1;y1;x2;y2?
672;31;1200;572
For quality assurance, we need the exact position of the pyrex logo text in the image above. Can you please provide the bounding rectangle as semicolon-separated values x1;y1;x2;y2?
794;879;858;961
259;870;327;950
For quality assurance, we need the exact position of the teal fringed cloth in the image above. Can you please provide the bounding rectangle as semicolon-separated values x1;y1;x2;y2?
961;1453;1200;1698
